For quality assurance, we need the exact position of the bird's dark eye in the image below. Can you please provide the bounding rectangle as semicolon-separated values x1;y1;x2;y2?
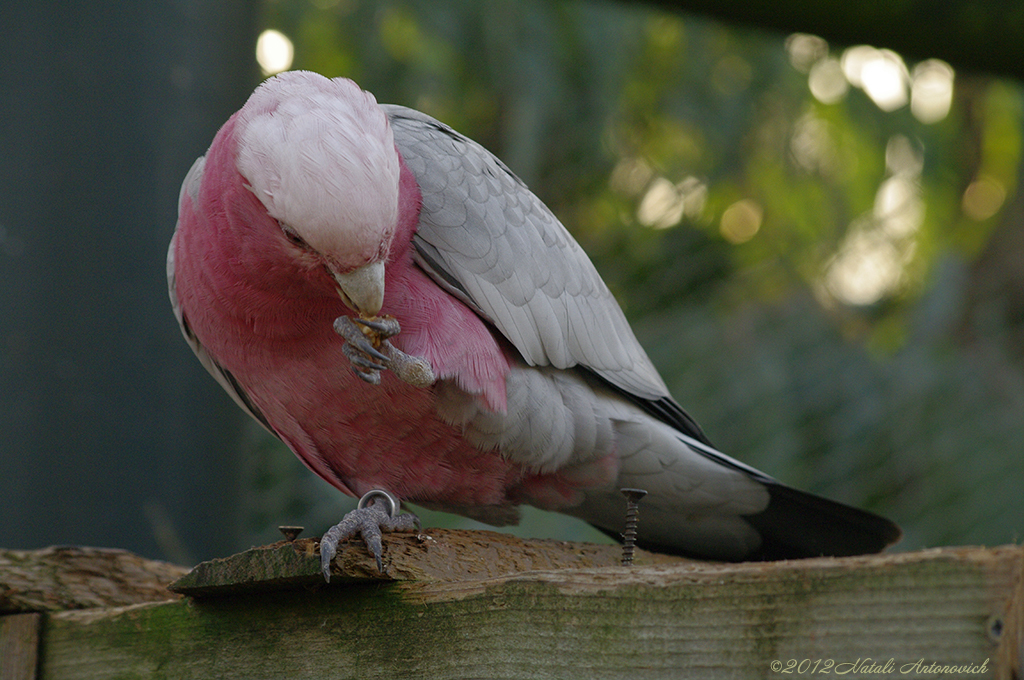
280;224;310;249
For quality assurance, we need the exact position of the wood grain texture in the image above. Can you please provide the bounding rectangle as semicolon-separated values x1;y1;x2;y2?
1;613;41;680
37;539;1021;680
169;529;689;595
0;547;187;614
995;553;1023;680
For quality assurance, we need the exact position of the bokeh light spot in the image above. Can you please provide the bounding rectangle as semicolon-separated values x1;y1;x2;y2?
911;60;955;124
785;33;829;73
825;229;907;305
808;57;848;104
637;176;707;229
256;29;294;75
860;50;908;111
962;176;1006;220
720;199;763;244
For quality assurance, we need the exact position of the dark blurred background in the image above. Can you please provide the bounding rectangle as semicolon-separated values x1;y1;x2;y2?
1;0;1020;566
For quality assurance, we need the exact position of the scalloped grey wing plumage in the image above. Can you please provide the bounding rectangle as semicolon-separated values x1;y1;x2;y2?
384;105;670;402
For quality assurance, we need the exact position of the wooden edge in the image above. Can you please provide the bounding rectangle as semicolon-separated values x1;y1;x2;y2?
0;547;189;613
1;612;42;680
996;550;1023;680
44;542;1022;680
168;528;691;596
397;543;1024;603
168;527;1023;606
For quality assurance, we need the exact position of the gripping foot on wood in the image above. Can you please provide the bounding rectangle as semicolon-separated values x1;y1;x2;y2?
318;490;420;581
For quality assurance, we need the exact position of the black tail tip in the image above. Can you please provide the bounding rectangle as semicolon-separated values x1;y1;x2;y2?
743;482;902;560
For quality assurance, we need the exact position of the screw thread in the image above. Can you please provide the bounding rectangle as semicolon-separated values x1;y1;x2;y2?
620;488;647;566
621;506;639;565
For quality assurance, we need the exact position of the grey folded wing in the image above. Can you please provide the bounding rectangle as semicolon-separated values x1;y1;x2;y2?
385;105;670;403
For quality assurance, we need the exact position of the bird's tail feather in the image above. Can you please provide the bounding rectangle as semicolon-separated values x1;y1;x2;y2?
620;482;902;561
742;482;902;559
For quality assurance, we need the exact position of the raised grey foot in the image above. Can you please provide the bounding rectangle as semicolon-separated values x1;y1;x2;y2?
333;315;435;388
319;489;421;582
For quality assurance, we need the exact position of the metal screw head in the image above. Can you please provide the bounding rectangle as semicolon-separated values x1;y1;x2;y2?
278;526;304;542
621;488;648;503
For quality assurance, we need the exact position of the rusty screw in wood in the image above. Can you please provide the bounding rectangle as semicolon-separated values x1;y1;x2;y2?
620;488;648;566
278;526;304;542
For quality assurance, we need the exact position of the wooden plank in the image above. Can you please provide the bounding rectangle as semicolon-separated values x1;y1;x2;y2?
169;529;688;595
40;544;1021;679
1;613;41;680
0;547;187;613
995;552;1023;680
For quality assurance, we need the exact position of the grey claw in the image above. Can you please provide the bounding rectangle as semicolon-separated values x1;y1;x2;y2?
353;367;381;385
358;339;389;363
354;315;401;338
319;532;340;581
334;317;390;362
335;316;391;387
342;343;387;372
353;357;388;372
334;315;434;388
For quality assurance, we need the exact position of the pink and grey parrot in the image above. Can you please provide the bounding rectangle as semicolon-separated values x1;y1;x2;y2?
168;71;900;577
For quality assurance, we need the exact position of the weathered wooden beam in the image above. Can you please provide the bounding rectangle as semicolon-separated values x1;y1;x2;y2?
168;528;687;595
29;534;1022;680
1;613;41;680
0;546;185;680
998;557;1023;680
0;546;188;613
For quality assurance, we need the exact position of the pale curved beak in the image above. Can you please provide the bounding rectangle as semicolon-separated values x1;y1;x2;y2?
332;261;385;316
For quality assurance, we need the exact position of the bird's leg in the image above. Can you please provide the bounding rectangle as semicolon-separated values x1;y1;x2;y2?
334;315;435;387
319;489;420;582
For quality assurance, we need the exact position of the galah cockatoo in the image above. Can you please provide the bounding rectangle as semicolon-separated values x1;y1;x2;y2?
169;71;900;577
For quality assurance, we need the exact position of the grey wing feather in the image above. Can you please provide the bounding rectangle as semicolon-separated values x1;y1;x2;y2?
385;105;670;401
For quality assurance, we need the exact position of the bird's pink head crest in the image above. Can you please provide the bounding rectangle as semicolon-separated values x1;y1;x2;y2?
234;71;400;271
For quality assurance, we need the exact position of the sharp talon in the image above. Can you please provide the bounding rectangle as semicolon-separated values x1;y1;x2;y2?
346;346;389;372
354;316;401;338
345;349;387;372
352;316;385;331
319;530;340;582
356;338;389;363
355;357;387;372
353;367;381;385
336;315;391;386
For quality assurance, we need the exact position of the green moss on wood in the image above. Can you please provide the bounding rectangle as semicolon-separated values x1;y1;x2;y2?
31;543;1023;679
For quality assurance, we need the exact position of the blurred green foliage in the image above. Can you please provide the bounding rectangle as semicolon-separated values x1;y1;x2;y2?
243;0;1023;552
